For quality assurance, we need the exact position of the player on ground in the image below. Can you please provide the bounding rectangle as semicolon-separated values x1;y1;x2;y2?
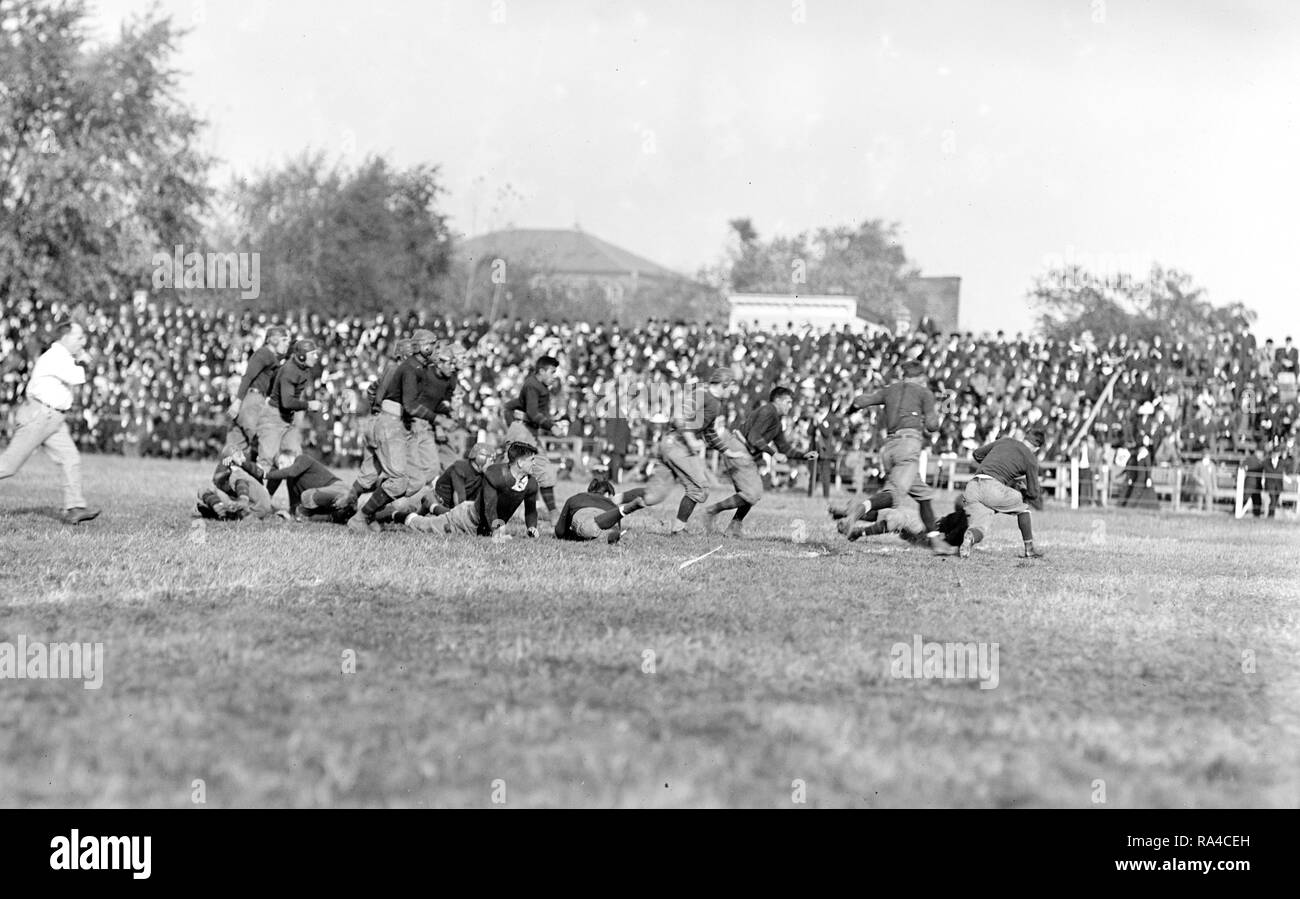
840;359;940;532
265;450;348;520
0;319;100;523
375;441;494;523
702;385;817;537
260;338;322;474
224;325;289;459
959;426;1046;559
400;441;540;538
196;448;274;521
617;367;734;535
503;355;565;520
830;492;969;550
554;477;640;544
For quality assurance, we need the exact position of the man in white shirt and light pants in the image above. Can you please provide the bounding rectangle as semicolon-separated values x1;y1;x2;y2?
0;320;101;524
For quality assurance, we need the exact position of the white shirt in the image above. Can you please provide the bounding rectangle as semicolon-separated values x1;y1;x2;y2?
25;342;86;412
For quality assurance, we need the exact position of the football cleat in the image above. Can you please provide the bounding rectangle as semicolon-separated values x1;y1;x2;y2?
958;531;975;558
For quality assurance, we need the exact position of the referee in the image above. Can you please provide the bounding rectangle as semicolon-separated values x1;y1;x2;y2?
0;320;100;523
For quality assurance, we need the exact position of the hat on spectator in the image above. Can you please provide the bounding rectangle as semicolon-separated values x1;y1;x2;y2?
708;366;735;385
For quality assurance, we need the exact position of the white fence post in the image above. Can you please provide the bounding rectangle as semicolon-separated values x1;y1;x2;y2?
1235;467;1246;519
1070;457;1079;510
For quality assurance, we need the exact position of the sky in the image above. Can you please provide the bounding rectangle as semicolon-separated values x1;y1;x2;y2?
88;0;1300;338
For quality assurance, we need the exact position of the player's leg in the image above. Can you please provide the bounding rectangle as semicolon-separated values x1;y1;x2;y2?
38;418;90;515
230;468;274;519
665;442;710;534
340;416;382;513
843;439;900;525
253;412;290;477
407;420;442;490
702;439;750;534
197;486;235;519
721;451;764;537
959;482;996;558
352;414;408;530
300;483;347;518
0;401;58;484
894;433;937;531
568;507;604;541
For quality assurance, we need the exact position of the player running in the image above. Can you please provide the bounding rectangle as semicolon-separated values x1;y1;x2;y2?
702;385;817;537
840;359;940;533
959;426;1047;559
616;367;735;535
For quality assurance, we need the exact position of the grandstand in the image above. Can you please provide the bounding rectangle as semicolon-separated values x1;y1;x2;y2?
2;293;1295;516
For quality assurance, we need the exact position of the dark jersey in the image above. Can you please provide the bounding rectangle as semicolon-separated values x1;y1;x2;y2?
504;373;554;435
266;454;340;509
741;402;808;460
269;358;313;421
852;380;938;434
972;438;1042;501
476;462;539;535
410;369;455;424
368;360;403;414
434;459;485;507
235;346;281;399
554;492;617;540
675;387;727;451
380;357;426;418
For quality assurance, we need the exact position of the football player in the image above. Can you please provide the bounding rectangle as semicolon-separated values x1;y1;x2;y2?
554;477;640;543
400;441;540;538
702;385;817;537
618;367;735;535
959;426;1046;559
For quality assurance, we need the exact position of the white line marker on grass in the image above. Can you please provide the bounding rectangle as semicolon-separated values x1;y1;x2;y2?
679;545;724;570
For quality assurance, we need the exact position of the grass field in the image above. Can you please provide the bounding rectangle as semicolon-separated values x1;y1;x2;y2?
1;453;1298;808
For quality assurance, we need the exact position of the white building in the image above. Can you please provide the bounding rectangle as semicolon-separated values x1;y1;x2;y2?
726;293;880;334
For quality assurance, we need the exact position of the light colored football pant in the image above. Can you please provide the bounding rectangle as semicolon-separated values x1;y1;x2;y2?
962;476;1028;535
0;400;86;510
644;433;710;505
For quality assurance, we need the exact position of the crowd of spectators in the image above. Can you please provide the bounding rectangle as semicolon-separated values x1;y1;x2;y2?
3;295;1298;488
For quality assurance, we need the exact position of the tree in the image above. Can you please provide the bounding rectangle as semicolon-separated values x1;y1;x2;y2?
1031;265;1256;345
722;218;918;322
220;154;452;315
0;0;211;309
